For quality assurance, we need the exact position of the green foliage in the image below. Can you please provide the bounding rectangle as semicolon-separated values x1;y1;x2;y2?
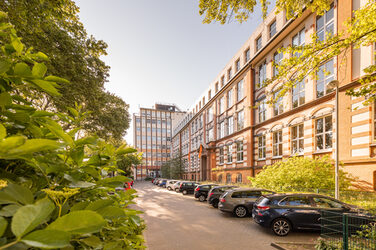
0;0;130;141
161;152;186;179
249;156;352;191
0;12;145;249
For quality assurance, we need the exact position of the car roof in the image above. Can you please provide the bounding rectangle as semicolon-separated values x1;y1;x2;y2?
264;193;340;200
227;187;273;192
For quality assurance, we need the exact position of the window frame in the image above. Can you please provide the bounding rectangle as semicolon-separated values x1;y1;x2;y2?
316;59;335;99
273;90;284;116
227;144;233;163
258;98;267;123
236;141;244;162
256;36;262;52
219;146;224;164
292;28;305;57
269;20;277;38
235;59;240;72
237;79;244;102
227;116;234;135
258;135;266;160
315;115;333;151
292;79;305;108
258;61;267;87
291;124;304;155
227;88;233;108
273;50;283;77
237;110;244;130
316;4;334;42
272;130;283;157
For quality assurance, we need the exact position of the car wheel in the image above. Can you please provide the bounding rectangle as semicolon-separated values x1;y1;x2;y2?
182;190;188;195
167;187;171;191
198;195;206;202
272;218;291;236
234;206;248;218
212;200;219;208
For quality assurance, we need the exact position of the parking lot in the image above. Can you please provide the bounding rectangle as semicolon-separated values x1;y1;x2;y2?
134;181;320;250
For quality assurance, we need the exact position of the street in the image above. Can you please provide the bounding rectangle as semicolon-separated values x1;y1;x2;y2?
133;182;320;250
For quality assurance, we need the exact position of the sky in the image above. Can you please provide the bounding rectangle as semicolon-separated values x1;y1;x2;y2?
74;0;263;145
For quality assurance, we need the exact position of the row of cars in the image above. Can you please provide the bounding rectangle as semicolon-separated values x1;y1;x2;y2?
151;178;375;237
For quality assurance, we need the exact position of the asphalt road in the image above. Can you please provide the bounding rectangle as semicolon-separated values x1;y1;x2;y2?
133;182;319;250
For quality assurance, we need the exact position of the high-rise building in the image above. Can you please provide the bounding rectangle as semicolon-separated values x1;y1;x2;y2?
133;104;185;179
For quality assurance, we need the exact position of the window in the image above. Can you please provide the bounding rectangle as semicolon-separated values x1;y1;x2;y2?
227;144;232;163
256;36;262;51
269;20;277;38
273;90;283;116
219;121;225;139
245;48;250;63
208;128;214;142
258;135;266;159
273;130;283;157
258;98;267;123
316;4;334;42
313;197;345;209
219;97;225;114
317;59;334;98
235;59;240;72
315;116;332;150
258;61;267;87
226;90;233;109
291;124;304;154
215;82;219;93
237;80;244;102
226;174;232;184
236;141;243;161
237;110;244;130
219;147;224;164
227;116;234;135
208;90;211;100
236;174;242;183
273;51;283;77
292;29;305;57
228;68;232;81
292;79;305;108
207;106;213;122
279;196;311;207
221;76;225;87
202;97;205;105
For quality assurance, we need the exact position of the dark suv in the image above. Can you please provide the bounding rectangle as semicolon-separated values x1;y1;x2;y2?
178;182;197;195
252;193;373;236
194;184;218;202
207;185;236;208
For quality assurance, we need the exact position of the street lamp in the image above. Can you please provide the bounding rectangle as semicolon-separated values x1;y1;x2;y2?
328;80;339;199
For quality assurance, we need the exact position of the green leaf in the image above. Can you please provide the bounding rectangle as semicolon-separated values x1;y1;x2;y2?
115;147;137;155
97;206;125;220
32;63;47;78
70;147;84;165
6;139;60;157
48;210;106;234
97;176;131;187
0;59;10;74
11;198;55;237
86;199;113;211
104;242;121;250
0;92;11;108
31;52;48;61
70;201;89;211
44;75;70;84
75;136;97;146
0;136;25;154
0;204;21;216
0;123;6;140
11;36;24;54
0;217;8;237
14;63;31;77
67;107;78;118
81;236;102;248
0;183;33;205
30;79;60;96
21;229;71;249
43;120;73;146
31;111;54;117
68;181;95;188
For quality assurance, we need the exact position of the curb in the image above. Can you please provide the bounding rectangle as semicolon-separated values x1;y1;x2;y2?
270;243;286;250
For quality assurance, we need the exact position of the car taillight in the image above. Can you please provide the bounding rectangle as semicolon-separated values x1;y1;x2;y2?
257;205;270;210
209;192;214;197
195;187;200;191
220;198;226;203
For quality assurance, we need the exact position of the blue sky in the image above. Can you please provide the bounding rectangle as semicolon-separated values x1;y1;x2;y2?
74;0;263;144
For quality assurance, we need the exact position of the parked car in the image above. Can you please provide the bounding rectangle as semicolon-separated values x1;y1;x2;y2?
207;185;237;208
158;179;168;188
252;193;374;236
153;178;160;185
194;184;218;202
179;181;198;195
166;180;178;191
219;188;274;218
173;181;182;192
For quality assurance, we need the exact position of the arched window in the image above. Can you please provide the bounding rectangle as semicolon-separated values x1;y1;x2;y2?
218;174;222;183
236;174;242;183
226;174;232;184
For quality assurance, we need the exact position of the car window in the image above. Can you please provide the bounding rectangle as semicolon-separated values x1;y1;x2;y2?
313;197;345;209
279;196;311;207
243;191;261;198
232;192;242;198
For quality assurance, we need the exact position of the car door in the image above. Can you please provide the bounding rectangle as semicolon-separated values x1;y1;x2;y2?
311;196;349;230
243;191;262;212
279;195;318;229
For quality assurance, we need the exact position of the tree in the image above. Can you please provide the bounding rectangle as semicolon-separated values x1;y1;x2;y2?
198;0;376;104
161;162;171;179
0;0;130;140
117;152;143;177
169;152;186;179
249;156;352;191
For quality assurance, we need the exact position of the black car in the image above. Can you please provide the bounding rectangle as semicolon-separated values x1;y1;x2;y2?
178;182;197;195
252;193;373;236
207;185;236;208
194;184;218;202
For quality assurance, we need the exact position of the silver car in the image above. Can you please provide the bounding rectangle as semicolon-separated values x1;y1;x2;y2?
166;180;178;191
218;188;275;218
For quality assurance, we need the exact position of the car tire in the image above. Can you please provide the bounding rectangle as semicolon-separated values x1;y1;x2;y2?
212;200;219;208
182;190;188;195
167;187;171;191
234;206;248;218
272;218;291;236
198;195;206;202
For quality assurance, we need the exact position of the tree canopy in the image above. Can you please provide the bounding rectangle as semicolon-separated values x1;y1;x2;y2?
0;0;130;140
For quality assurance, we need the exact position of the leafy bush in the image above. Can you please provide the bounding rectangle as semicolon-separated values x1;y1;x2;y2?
0;12;144;249
249;156;352;192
